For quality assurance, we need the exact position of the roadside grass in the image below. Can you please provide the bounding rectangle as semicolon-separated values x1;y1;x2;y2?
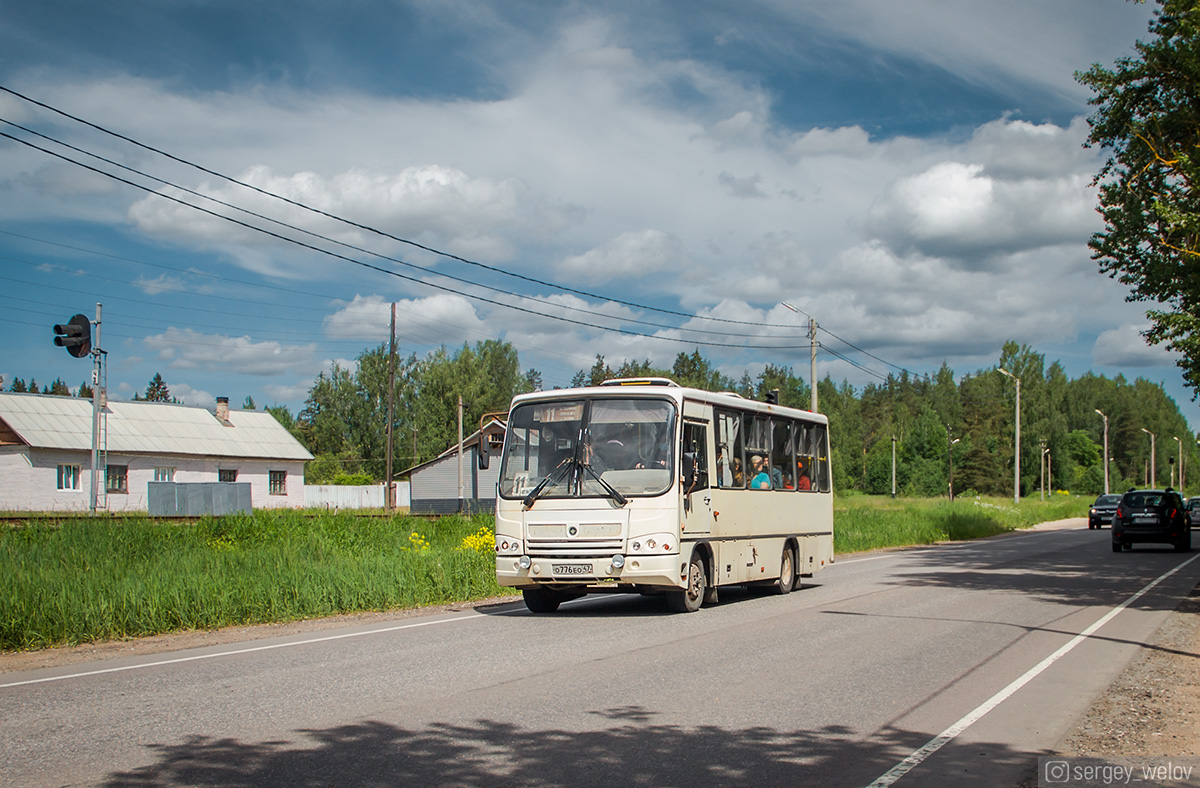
0;511;501;651
0;496;1091;651
834;494;1090;554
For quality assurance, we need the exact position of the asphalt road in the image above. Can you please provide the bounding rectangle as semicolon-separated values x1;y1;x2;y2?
3;520;1198;788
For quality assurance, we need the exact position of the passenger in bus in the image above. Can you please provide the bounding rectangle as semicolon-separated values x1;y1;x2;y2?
796;459;812;491
749;455;772;489
731;457;744;487
716;446;734;487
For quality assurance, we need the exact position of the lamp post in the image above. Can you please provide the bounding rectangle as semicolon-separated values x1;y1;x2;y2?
1142;428;1156;488
781;301;818;413
891;435;897;499
948;435;960;501
1175;436;1183;494
1040;439;1047;501
999;368;1021;504
1096;409;1109;495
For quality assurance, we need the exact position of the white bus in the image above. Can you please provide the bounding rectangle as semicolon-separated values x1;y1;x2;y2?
486;377;834;613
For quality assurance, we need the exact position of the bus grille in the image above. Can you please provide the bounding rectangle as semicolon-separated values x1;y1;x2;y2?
525;522;623;556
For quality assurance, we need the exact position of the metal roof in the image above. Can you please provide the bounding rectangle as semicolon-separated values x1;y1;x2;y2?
0;392;313;461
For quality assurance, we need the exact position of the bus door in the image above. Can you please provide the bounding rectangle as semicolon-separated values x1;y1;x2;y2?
680;419;714;535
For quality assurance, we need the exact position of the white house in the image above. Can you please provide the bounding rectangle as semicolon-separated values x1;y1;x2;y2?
407;419;505;515
0;393;312;512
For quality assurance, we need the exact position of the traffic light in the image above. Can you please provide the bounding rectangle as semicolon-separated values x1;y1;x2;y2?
53;314;92;358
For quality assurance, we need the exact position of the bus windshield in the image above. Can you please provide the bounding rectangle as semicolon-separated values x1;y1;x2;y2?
498;397;677;500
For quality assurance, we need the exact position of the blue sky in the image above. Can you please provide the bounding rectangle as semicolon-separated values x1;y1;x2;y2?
2;0;1190;430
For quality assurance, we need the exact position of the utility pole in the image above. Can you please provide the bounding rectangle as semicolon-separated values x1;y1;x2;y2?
89;303;103;514
891;435;897;499
999;368;1020;504
385;303;397;512
1040;439;1047;502
809;316;818;413
1096;409;1109;495
457;395;465;513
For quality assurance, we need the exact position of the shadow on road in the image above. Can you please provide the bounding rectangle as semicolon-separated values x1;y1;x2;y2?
871;532;1200;616
101;710;1043;787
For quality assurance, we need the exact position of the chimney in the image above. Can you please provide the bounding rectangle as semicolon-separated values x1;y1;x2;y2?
215;396;232;426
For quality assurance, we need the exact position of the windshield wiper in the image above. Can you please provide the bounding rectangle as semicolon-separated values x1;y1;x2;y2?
580;461;627;507
522;457;575;509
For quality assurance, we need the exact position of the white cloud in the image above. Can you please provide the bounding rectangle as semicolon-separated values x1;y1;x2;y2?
1092;325;1177;368
167;382;216;407
324;293;489;348
559;230;685;283
142;327;320;376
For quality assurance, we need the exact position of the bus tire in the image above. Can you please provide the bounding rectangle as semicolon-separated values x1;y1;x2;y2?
523;588;562;613
771;546;796;595
668;553;706;613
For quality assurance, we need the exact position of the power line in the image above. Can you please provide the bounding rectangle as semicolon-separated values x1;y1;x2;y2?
0;84;800;331
0;127;823;352
0;85;935;383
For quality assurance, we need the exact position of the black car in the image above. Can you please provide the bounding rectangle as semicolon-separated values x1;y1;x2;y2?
1088;493;1120;529
1186;497;1200;529
1111;488;1192;552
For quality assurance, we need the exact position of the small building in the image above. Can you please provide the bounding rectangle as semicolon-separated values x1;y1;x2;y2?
406;419;505;515
0;392;312;512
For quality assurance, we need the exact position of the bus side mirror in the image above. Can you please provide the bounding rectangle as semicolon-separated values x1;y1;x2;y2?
478;434;491;470
682;452;696;489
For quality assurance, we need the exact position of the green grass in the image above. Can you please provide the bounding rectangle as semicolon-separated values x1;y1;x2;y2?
0;496;1092;651
834;494;1090;554
0;511;502;651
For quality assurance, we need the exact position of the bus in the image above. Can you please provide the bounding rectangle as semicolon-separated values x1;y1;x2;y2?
485;377;834;613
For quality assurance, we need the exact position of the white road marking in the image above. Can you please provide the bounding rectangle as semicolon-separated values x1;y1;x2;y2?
864;552;1200;787
0;610;491;689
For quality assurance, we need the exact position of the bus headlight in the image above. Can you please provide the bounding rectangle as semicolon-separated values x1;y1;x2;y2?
628;533;678;554
611;554;625;569
497;537;524;556
518;555;532;570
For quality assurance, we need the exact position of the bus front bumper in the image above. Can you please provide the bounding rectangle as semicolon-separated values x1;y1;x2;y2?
496;553;686;590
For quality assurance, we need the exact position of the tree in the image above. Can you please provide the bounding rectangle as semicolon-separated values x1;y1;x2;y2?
143;373;172;402
1078;1;1200;392
243;395;256;410
44;378;71;396
9;377;27;393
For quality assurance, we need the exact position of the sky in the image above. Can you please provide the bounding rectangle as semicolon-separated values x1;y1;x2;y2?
1;0;1191;432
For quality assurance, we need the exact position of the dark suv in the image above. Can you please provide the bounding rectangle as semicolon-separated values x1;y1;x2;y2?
1111;488;1192;552
1088;493;1120;529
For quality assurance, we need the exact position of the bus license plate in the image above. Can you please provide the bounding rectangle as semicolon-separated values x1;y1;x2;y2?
553;563;591;576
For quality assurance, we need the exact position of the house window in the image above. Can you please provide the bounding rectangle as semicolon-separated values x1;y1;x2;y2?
218;469;238;483
154;467;175;482
269;470;287;495
57;464;80;490
106;465;128;494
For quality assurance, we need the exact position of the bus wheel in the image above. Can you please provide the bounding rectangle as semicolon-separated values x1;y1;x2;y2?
668;554;706;613
771;546;796;595
523;588;562;613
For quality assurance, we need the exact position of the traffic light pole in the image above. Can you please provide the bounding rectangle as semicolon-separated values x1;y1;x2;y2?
89;303;102;514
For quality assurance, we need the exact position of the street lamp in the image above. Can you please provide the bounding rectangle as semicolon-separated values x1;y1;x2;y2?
781;301;818;413
948;435;960;501
1142;428;1156;488
1174;436;1183;494
999;368;1021;504
1096;409;1109;495
891;435;897;499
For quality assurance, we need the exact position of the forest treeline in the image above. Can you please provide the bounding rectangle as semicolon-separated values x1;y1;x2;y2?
9;339;1196;496
271;338;1198;496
